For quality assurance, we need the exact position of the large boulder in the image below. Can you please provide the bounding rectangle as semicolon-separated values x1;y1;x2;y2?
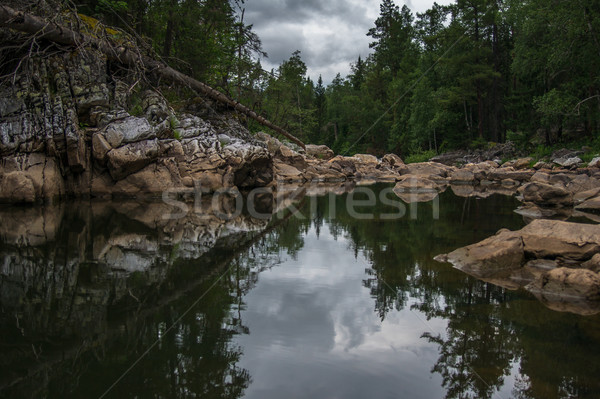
487;167;534;182
353;154;379;165
520;219;600;260
274;161;304;182
103;116;156;147
436;220;600;272
305;144;334;160
401;162;455;179
382;153;404;168
518;182;574;207
554;156;583;168
449;169;476;185
0;171;36;203
275;144;307;170
434;229;525;275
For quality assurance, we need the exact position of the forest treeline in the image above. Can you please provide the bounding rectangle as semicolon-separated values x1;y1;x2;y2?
78;0;600;158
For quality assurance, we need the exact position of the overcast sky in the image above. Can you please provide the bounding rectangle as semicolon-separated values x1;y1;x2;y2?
241;0;455;84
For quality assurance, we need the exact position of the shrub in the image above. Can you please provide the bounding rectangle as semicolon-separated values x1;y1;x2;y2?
405;149;437;164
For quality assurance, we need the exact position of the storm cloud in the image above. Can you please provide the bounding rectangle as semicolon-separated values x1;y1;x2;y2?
241;0;453;83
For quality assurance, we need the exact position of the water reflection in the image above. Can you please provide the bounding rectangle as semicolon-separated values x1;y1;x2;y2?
0;186;599;398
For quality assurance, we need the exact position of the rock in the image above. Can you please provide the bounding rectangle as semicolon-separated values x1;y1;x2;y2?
553;156;583;168
328;156;357;177
533;161;553;170
107;139;160;181
0;171;36;203
395;174;445;192
450;184;494;198
274;162;304;182
449;169;476;184
520;219;600;260
518;182;574;207
175;114;214;139
576;196;600;212
256;132;283;154
353;154;379;165
582;254;600;273
574;187;600;204
142;90;170;123
512;157;533;170
565;174;600;194
393;175;445;203
92;132;112;163
381;153;404;168
401;162;455;179
487;168;534;182
218;134;232;145
434;229;524;275
275;144;307;170
551;148;583;161
230;150;273;189
501;179;520;188
588;157;600;168
527;268;600;301
429;143;517;166
103;116;155;147
531;171;550;184
305;144;334;160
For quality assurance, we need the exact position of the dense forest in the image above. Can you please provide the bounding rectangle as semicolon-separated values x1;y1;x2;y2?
76;0;600;159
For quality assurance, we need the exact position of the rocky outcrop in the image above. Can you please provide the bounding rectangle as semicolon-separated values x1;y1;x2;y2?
435;220;600;314
0;45;277;203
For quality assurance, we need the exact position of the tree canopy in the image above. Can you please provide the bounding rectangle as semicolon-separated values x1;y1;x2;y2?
77;0;600;157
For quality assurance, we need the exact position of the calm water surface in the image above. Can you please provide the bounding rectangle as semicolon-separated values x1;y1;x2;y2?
1;185;599;398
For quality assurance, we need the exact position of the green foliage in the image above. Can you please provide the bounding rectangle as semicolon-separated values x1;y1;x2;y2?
405;149;436;164
130;104;143;117
96;0;128;14
76;0;600;158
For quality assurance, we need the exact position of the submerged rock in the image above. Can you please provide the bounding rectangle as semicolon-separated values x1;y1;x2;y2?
527;268;600;301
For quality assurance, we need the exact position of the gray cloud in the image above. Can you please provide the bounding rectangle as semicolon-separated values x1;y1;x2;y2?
241;0;454;84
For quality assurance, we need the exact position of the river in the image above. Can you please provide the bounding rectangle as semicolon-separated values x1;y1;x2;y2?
1;184;599;398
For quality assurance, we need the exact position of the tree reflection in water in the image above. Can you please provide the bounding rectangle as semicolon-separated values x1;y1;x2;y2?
1;186;600;398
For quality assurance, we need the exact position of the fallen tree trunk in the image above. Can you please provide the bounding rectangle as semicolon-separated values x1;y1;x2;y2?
0;5;306;149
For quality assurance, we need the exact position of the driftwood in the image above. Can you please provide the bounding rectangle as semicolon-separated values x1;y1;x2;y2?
0;5;306;149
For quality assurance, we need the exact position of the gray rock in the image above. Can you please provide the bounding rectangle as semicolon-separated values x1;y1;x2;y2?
553;156;583;168
103;116;156;147
107;139;160;181
588;157;600;168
